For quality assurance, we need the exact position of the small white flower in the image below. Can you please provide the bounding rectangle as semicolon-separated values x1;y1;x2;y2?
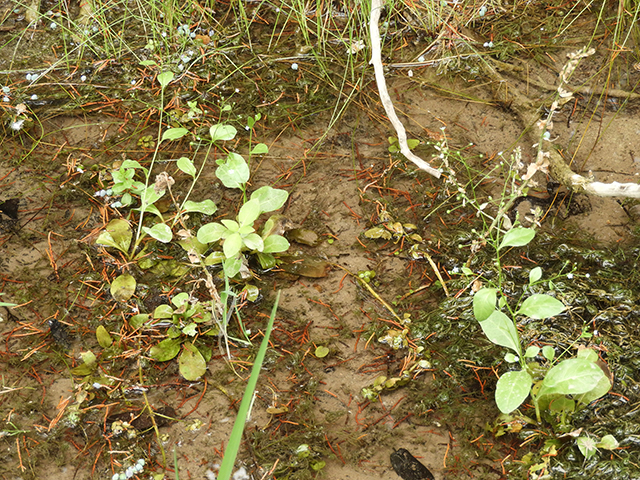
1;86;9;94
50;22;57;29
31;94;38;100
418;55;425;62
291;63;298;70
451;266;459;273
585;273;590;278
3;96;9;102
10;118;25;131
567;273;574;279
190;32;196;38
131;79;136;85
479;5;487;16
80;75;87;81
235;88;239;93
178;64;184;71
483;41;493;48
408;69;413;77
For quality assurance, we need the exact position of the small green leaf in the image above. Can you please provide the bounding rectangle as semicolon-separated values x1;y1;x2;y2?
223;257;243;277
577;436;598;459
542;345;555;361
182;323;197;337
473;288;497;322
129;313;150;329
223;232;243;258
529;266;542;284
243;285;260;302
237;198;262;226
161;127;189;142
216;152;249;189
178;342;207;382
172;292;190;308
504;353;519;363
250;143;269;155
315;346;330;358
154;304;174;319
197;222;227;244
479;310;521;354
150;338;181;361
518;294;565;319
495;370;532;414
524;346;539;358
183;199;217;215
243;233;264;251
139;60;157;66
498;227;535;250
406;138;420;150
263;234;290;253
157;71;174;88
96;325;113;348
210;124;237;142
177;156;197;177
251;186;289;213
96;219;132;253
597;435;619;450
538;358;606;398
110;274;136;302
142;223;173;243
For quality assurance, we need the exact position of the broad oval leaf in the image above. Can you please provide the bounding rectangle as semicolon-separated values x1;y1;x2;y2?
238;198;262;226
524;346;540;358
251;186;289;213
179;342;206;381
110;273;136;302
495;370;532;413
243;233;264;252
197;222;227;244
473;288;497;322
96;218;132;253
538;358;606;398
142;223;173;243
177;156;197;177
529;266;542;284
153;304;174;319
216;152;249;189
161;127;189;142
315;346;329;358
210;124;237;142
157;71;174;88
223;232;243;258
223;256;243;278
479;310;521;354
518;294;565;319
498;227;535;250
96;325;113;348
150;338;181;361
183;199;217;215
250;143;269;155
263;234;290;253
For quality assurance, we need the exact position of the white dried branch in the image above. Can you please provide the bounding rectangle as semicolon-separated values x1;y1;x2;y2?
369;0;441;178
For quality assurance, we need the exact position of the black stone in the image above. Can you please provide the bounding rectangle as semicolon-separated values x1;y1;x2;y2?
48;318;71;349
390;448;435;480
0;198;19;220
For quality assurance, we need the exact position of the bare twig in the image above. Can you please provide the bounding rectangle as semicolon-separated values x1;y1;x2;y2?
369;0;441;178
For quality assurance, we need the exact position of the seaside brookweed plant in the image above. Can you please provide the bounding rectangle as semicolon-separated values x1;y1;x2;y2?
469;226;612;423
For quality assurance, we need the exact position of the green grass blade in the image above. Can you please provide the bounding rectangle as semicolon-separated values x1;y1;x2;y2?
217;290;281;480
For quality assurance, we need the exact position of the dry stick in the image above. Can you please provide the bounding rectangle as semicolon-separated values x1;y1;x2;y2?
369;0;441;179
481;56;640;198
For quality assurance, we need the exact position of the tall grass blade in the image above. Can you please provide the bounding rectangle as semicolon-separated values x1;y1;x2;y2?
217;290;281;480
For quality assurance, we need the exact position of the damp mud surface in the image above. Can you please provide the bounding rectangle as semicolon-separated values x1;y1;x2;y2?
2;2;640;480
